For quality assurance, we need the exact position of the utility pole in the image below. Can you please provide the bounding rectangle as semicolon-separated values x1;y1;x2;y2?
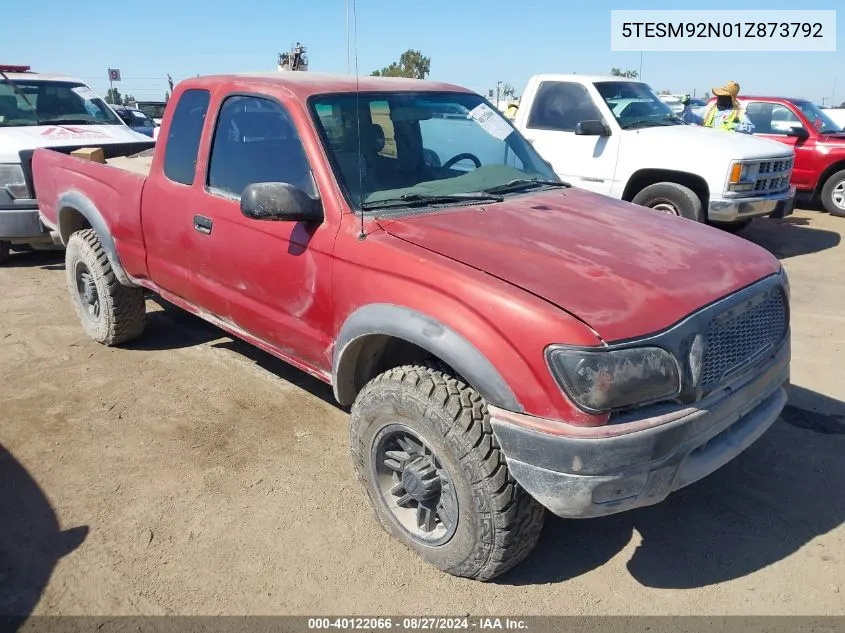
496;80;502;108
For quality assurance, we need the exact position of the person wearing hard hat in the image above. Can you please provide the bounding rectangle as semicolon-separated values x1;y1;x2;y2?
702;80;754;134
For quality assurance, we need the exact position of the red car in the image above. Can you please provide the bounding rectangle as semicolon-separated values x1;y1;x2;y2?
32;73;790;580
707;96;845;216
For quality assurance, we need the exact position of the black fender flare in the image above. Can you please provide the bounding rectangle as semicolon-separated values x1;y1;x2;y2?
56;190;136;287
333;303;522;411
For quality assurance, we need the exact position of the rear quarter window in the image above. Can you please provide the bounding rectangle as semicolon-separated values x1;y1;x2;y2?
163;89;211;185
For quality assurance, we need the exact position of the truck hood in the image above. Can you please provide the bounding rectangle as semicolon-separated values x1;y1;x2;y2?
381;188;780;342
624;124;794;160
0;124;151;162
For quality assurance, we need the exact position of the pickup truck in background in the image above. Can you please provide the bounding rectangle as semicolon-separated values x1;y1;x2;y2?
134;100;167;126
513;74;796;232
33;72;790;580
0;64;154;264
822;108;845;130
706;96;845;217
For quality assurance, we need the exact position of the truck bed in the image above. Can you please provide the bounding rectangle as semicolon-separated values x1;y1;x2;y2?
32;144;156;281
105;148;155;177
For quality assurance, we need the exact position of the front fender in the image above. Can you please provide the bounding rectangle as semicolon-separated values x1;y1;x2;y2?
333;303;521;411
56;191;136;287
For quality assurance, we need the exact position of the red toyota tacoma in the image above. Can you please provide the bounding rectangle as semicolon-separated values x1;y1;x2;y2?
33;73;791;580
707;95;845;216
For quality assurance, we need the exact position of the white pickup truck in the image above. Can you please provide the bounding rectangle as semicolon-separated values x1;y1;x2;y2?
823;108;845;129
0;64;153;263
512;75;797;230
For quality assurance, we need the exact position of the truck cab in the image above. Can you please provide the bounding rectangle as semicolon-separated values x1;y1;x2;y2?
0;64;153;263
513;74;796;230
719;96;845;217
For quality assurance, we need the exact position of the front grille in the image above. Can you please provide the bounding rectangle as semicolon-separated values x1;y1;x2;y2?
753;157;793;194
700;287;787;389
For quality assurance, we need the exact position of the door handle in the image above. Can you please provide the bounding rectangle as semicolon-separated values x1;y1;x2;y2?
193;215;213;235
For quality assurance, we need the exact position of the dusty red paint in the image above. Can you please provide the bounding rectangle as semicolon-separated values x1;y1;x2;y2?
34;74;782;426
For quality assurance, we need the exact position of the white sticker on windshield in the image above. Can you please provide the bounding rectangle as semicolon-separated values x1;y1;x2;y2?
71;86;98;101
467;103;513;140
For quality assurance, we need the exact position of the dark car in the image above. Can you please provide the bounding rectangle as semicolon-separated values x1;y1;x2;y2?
111;105;157;138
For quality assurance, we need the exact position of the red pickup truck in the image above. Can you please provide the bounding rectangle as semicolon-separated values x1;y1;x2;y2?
33;73;791;580
707;96;845;216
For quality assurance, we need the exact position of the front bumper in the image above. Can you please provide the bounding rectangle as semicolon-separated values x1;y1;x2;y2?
0;202;52;243
707;187;795;223
490;340;789;519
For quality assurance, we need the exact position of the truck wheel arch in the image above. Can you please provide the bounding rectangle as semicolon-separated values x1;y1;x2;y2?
622;169;710;210
333;304;522;412
814;160;845;198
56;191;136;287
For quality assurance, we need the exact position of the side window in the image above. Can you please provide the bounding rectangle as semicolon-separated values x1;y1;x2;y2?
207;95;315;198
769;104;804;135
527;81;603;132
745;102;804;135
368;100;397;158
163;89;210;185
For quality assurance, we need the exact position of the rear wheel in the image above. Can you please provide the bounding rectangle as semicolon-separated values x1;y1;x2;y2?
350;363;545;581
820;169;845;217
65;229;146;345
0;241;9;265
632;182;705;223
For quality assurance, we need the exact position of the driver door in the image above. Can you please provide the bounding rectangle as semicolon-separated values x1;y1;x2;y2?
519;81;619;196
744;101;815;190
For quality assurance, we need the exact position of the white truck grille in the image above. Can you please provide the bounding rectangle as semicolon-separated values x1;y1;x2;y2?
754;157;793;194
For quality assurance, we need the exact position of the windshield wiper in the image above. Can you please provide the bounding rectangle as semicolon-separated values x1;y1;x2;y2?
483;178;570;194
360;192;503;211
621;119;677;130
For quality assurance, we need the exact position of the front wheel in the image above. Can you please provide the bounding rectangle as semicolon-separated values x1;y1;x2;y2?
632;182;705;223
820;169;845;218
350;364;545;581
0;241;9;265
65;229;146;345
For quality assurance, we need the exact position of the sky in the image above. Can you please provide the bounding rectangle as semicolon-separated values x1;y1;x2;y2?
3;0;844;105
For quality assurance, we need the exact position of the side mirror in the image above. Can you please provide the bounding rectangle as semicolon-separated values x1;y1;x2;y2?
575;120;610;136
240;182;323;223
786;126;809;140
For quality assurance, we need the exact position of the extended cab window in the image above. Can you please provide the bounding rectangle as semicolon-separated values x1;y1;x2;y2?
526;81;603;132
163;89;210;185
745;102;804;135
207;95;315;198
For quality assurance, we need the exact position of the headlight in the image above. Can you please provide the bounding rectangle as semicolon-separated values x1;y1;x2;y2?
728;160;758;193
0;163;31;199
547;346;681;413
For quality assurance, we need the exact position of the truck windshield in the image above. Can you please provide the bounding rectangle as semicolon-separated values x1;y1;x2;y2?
137;102;166;120
0;79;121;127
791;100;842;134
594;81;683;129
309;91;559;211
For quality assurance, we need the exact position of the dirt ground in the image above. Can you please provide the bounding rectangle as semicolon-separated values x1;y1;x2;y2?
1;209;844;617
